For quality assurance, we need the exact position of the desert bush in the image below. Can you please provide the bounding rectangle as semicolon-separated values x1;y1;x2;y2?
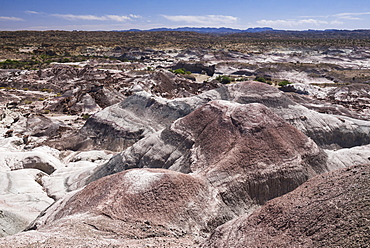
40;88;53;93
81;114;90;120
278;80;292;87
216;75;234;84
169;68;191;75
254;77;272;85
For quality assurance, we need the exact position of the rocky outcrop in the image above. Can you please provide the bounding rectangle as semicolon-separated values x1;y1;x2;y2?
42;150;113;200
52;90;204;151
146;70;219;97
0;64;220;116
90;101;328;211
222;82;370;149
0;169;54;237
0;100;330;247
0;168;227;247
202;163;370;248
327;83;370;112
11;113;67;139
29;168;231;236
0;145;64;174
64;81;370;152
325;144;370;171
285;92;369;120
172;62;216;76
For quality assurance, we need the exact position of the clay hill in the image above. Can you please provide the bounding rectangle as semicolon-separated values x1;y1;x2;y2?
0;100;330;247
1;78;370;246
52;81;370;153
203;163;370;248
1;81;370;247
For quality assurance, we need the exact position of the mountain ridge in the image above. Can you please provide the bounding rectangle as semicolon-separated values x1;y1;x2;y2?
113;27;359;34
115;27;275;34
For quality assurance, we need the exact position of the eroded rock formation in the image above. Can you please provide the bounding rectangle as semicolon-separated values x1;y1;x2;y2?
0;100;331;247
59;81;370;153
203;163;370;248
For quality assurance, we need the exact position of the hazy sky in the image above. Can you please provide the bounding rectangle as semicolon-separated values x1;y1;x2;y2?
1;0;369;31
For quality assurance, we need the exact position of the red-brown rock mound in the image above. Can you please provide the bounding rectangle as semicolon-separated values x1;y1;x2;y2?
91;100;328;216
29;168;232;237
0;100;331;247
203;163;370;248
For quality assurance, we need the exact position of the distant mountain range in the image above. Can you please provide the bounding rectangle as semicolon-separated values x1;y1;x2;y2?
116;27;275;34
114;27;358;34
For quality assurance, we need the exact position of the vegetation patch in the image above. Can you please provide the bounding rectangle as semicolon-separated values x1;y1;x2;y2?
278;80;293;87
254;76;272;85
169;68;192;75
216;75;234;84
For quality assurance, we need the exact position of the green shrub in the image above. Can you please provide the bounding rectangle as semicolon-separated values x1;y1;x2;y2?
278;80;292;87
216;75;234;84
170;68;191;75
61;58;70;63
40;88;53;93
81;114;90;120
254;77;272;85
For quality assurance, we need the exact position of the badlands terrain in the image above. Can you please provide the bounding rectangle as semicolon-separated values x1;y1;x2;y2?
0;30;369;247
